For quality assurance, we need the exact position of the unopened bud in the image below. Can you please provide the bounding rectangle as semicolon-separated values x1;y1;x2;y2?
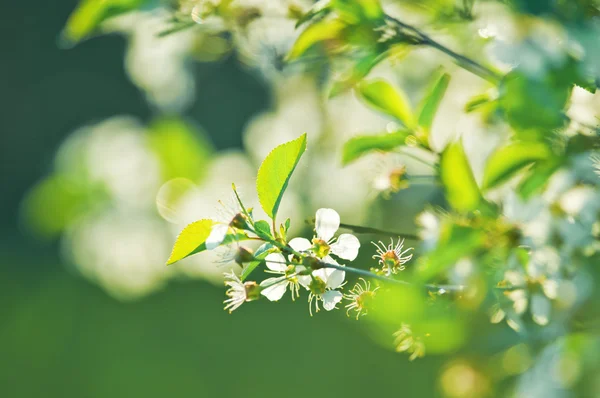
303;256;323;270
235;247;255;265
230;213;250;230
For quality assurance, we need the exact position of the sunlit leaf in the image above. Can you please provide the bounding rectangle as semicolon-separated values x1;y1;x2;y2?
342;130;411;165
482;141;552;190
61;0;145;46
256;133;307;219
439;140;481;212
357;79;417;129
167;219;215;265
332;0;383;22
287;18;346;60
167;220;249;265
417;73;450;133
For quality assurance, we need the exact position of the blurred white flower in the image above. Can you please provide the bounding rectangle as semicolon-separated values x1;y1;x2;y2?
106;9;197;112
65;211;172;300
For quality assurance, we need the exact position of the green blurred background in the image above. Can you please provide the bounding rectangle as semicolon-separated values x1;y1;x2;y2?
0;2;440;397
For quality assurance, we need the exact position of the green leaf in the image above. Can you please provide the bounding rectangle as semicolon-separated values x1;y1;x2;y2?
61;0;145;46
517;159;563;199
416;225;484;281
464;93;493;113
417;73;450;132
482;141;552;190
357;79;416;129
256;133;307;219
241;243;276;281
440;140;481;212
332;0;383;23
253;220;273;239
287;18;346;60
166;220;248;265
342;130;412;165
167;219;215;265
147;117;213;182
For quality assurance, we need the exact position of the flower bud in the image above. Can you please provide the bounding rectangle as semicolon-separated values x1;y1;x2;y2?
235;247;255;265
230;213;250;230
302;256;323;270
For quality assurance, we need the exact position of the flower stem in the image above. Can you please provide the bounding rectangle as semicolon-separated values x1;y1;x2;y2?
385;15;501;84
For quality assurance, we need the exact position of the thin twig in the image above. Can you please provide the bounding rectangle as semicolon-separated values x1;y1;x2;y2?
384;15;501;84
338;222;419;240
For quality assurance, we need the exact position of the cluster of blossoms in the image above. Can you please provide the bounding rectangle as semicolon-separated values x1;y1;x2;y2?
221;206;394;316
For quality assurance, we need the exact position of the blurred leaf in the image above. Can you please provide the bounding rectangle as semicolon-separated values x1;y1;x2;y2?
499;70;570;135
167;219;215;265
342;130;412;165
332;0;383;23
440;140;481;212
147;117;213;182
287;18;346;60
357;79;417;128
482;141;553;190
21;175;88;238
256;133;307;219
329;50;388;97
464;93;494;113
417;73;451;133
417;224;484;281
517;159;563;199
61;0;146;46
241;243;276;281
295;0;332;28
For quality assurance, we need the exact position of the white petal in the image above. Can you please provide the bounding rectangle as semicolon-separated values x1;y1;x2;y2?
265;253;287;272
289;237;312;252
206;224;229;250
322;290;343;311
260;278;287;301
330;234;360;261
297;275;311;289
325;269;345;289
322;257;345;289
315;208;340;242
531;293;551;326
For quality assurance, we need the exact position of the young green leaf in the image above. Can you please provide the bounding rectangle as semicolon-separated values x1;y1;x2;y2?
256;133;307;219
357;79;417;129
439;140;481;212
342;130;412;165
166;219;215;265
482;141;552;191
287;18;346;60
253;220;273;239
61;0;145;46
417;73;450;132
167;220;248;265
